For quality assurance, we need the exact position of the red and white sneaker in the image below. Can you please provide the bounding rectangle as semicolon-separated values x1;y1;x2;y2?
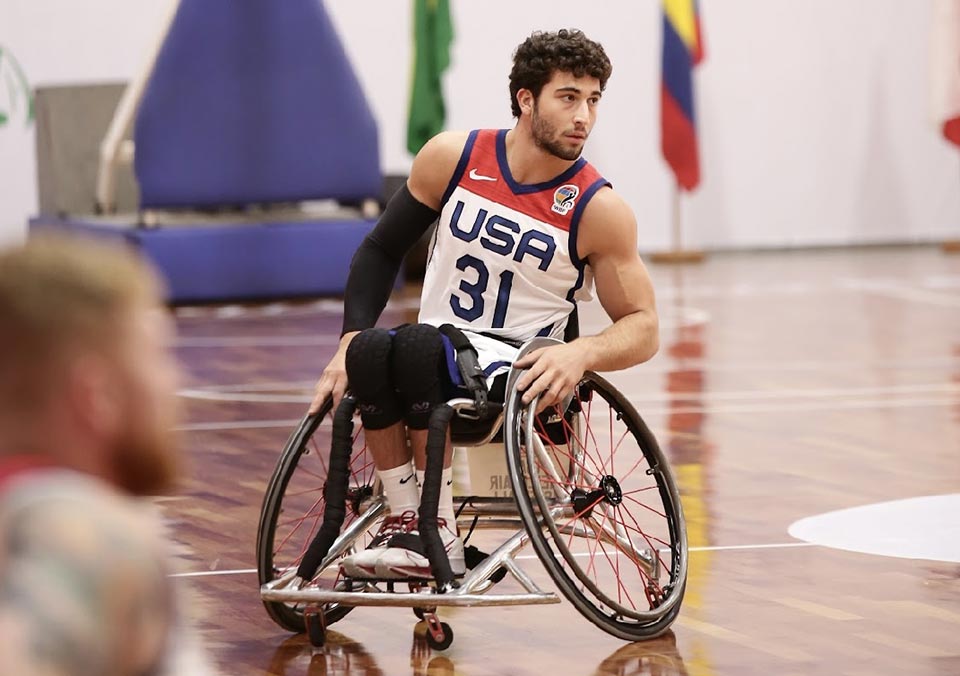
374;518;465;580
339;510;418;579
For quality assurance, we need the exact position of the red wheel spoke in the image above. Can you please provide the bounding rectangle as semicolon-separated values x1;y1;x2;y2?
622;494;668;519
284;486;324;498
621;486;658;496
556;494;606;553
531;460;596;492
584;510;639;611
580;405;609;477
273;495;324;556
617;502;673;577
308;437;330;476
583;509;606;581
608;406;614;476
537;417;605;482
611;427;631;463
295;464;327;484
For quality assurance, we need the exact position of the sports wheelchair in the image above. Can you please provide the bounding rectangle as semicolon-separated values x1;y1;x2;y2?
257;337;687;650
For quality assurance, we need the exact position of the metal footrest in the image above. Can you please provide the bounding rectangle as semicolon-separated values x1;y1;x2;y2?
261;585;560;608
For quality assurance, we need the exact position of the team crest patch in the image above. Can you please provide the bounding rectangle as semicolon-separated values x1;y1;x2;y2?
551;184;579;215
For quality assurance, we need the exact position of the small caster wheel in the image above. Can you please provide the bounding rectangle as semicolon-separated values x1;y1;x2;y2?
304;607;326;648
413;606;425;621
424;621;454;651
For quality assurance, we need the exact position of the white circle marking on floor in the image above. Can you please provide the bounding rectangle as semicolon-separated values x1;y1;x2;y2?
788;494;960;563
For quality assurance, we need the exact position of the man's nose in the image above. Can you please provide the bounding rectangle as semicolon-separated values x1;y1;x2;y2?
573;101;589;126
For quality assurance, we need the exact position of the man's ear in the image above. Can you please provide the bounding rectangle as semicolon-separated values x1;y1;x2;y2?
517;88;535;116
68;354;121;438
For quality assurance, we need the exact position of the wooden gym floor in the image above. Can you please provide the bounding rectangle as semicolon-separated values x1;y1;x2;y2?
161;244;960;676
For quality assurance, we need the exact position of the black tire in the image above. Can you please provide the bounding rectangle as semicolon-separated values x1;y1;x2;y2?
505;372;687;640
425;622;454;651
305;610;326;648
256;400;379;633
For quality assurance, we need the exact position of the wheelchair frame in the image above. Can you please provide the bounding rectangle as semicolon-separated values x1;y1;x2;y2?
258;340;688;650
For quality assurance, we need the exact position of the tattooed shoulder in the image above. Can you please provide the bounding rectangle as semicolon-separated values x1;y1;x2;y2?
0;472;173;676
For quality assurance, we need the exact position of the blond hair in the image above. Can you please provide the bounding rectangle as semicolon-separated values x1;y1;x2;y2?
0;234;162;416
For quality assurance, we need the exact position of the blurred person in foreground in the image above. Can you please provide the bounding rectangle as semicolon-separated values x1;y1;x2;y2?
0;235;217;675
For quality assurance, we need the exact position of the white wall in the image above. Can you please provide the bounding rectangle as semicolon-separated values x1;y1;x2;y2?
0;0;177;248
1;0;958;250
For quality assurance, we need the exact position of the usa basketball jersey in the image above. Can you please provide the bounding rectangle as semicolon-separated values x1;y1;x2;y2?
419;129;611;344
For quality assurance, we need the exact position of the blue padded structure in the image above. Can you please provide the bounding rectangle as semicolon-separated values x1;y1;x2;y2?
134;0;380;209
29;216;378;303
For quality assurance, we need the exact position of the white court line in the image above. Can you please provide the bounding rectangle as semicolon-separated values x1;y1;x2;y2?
624;382;960;404
186;380;316;393
175;394;959;419
169;542;818;578
174;396;959;429
177;335;339;347
688;542;817;553
178;381;960;407
182;355;959;399
633;396;958;417
171;568;257;578
176;419;301;432
840;280;960;308
170;274;960;323
638;355;960;374
514;541;817;559
179;389;311;404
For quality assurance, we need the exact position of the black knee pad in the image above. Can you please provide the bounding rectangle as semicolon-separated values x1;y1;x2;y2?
391;324;449;429
345;328;402;430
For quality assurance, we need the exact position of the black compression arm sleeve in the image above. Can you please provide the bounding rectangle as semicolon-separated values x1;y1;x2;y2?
341;184;440;335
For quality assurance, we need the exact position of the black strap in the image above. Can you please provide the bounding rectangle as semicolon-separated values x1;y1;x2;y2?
438;324;490;418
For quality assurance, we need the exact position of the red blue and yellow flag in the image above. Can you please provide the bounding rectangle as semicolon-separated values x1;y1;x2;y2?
661;0;705;190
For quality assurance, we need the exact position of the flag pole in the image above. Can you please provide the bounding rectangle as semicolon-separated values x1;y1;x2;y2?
651;181;705;264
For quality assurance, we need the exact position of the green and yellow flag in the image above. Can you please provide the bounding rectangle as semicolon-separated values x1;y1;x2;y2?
406;0;453;155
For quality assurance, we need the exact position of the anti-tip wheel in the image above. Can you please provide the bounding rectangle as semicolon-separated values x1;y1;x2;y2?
424;621;454;651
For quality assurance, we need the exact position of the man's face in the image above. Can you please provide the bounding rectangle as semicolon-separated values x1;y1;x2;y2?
109;303;183;496
530;71;602;161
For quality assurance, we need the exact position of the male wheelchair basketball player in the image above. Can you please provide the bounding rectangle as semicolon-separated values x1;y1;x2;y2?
258;29;687;649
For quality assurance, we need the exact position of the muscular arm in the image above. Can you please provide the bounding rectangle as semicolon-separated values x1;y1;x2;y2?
572;188;659;370
310;131;470;413
515;188;658;406
0;495;173;676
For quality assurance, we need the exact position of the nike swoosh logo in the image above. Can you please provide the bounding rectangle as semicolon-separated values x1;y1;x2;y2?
469;168;497;182
399;474;416;484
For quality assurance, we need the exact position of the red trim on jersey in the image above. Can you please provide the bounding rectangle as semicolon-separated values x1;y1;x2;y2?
454;129;605;232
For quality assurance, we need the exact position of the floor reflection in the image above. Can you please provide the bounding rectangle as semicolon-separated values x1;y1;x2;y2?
663;277;715;676
592;632;689;676
262;625;695;676
263;632;385;676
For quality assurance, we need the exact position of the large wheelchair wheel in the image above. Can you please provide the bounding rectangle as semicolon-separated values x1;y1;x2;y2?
505;372;687;640
256;399;381;633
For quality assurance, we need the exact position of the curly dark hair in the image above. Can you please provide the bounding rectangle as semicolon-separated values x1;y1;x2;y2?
508;29;613;118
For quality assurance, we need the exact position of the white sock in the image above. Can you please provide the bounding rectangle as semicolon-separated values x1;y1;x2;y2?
416;466;456;528
378;462;419;517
